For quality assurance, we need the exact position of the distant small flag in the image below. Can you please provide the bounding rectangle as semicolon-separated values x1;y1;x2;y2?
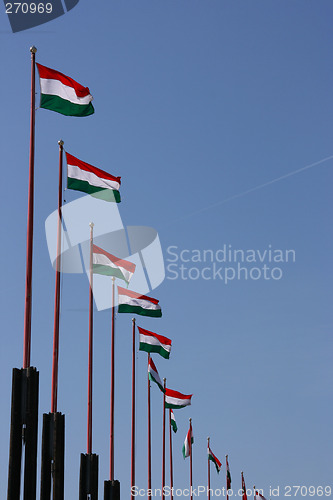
93;245;135;284
148;357;164;392
255;492;267;500
170;410;177;433
241;473;247;500
182;422;194;459
66;153;121;202
37;63;94;117
208;446;222;473
165;388;192;409
118;286;162;318
226;456;232;490
138;326;171;359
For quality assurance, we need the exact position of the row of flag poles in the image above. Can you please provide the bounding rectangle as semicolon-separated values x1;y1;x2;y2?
8;46;269;500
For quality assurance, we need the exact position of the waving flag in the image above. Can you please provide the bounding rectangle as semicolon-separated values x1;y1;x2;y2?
170;410;177;433
208;446;222;473
148;357;164;392
118;287;162;317
66;152;121;202
182;422;194;459
226;455;232;490
165;388;192;409
138;326;171;359
241;473;247;500
37;63;94;117
93;245;135;284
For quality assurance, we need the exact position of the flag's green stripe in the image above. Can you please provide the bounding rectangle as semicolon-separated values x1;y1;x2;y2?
148;373;164;392
67;177;121;202
93;264;126;282
40;94;94;117
165;401;189;409
171;420;177;433
118;304;162;317
139;342;169;359
208;453;221;473
182;444;186;459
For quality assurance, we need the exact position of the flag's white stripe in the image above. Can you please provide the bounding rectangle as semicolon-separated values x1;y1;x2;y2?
39;77;93;105
139;334;171;353
93;253;133;282
149;366;162;387
68;164;120;191
165;395;191;406
118;295;161;311
171;412;176;423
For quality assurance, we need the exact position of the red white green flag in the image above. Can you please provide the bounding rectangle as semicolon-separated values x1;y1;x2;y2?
182;422;194;459
241;473;247;500
255;492;267;500
148;357;164;392
66;152;121;202
37;63;94;117
226;455;232;490
165;388;192;409
170;410;177;433
208;446;222;473
138;326;171;359
117;287;162;318
92;245;135;284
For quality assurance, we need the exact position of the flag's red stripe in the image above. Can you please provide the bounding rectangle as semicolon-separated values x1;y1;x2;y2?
93;244;135;273
165;388;192;400
66;152;121;184
36;63;91;98
117;286;159;305
137;326;171;346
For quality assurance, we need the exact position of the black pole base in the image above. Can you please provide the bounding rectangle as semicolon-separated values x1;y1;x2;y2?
104;480;120;500
40;412;65;500
7;367;39;500
79;453;99;500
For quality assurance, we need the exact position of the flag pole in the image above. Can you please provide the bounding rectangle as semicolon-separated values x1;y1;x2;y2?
148;353;152;492
207;437;210;500
23;45;37;369
189;418;193;500
162;378;166;500
109;276;115;480
169;409;174;500
253;485;256;500
226;455;229;500
131;317;136;500
51;139;64;413
87;222;94;454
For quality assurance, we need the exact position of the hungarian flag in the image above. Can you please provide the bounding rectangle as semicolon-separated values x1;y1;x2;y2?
165;388;192;409
208;446;222;474
138;326;171;359
255;492;267;500
148;357;164;392
117;287;162;318
241;473;247;500
170;410;177;433
66;152;121;202
37;63;94;117
226;455;232;490
92;245;135;284
182;422;193;459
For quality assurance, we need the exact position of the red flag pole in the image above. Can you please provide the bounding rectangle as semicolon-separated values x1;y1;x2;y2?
51;139;64;413
109;276;115;480
131;317;136;500
87;222;94;454
253;485;256;500
207;437;210;500
148;353;152;492
226;455;229;500
169;409;174;500
189;418;193;500
23;46;37;369
162;378;166;500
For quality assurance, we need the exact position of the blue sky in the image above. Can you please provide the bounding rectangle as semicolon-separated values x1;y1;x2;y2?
0;1;333;498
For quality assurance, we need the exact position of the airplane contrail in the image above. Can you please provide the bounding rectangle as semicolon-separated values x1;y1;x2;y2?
170;154;333;225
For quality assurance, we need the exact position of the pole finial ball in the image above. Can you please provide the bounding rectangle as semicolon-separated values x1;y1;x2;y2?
30;46;37;54
58;140;64;147
89;222;94;228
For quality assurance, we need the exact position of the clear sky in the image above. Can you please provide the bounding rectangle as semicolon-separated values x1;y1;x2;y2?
0;1;332;499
